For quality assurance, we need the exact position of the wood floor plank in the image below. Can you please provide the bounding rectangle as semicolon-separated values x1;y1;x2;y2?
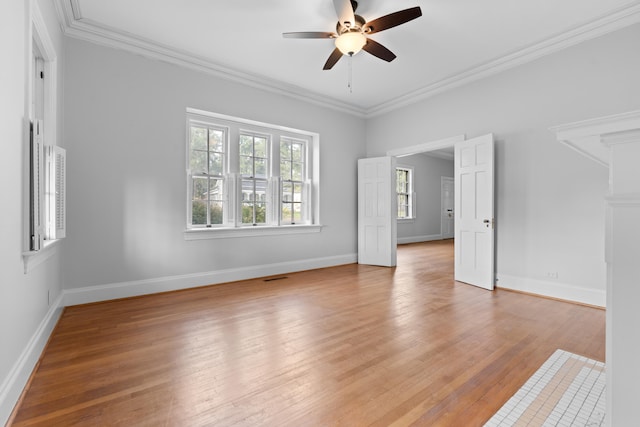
9;240;605;426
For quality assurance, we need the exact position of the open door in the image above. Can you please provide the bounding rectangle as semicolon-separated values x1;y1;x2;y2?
358;156;397;267
454;134;495;290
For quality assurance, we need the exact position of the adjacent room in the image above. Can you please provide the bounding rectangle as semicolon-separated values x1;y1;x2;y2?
2;0;639;425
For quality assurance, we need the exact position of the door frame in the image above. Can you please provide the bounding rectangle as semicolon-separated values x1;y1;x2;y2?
386;135;465;247
386;134;497;282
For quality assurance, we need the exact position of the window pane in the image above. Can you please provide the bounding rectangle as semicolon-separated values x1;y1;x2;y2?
291;143;302;162
292;162;302;181
293;203;302;222
255;203;266;224
192;200;207;225
293;183;303;202
190;126;207;150
254;158;267;178
282;203;291;223
242;180;255;201
190;150;208;174
280;142;291;161
209;178;224;202
282;181;292;201
239;136;253;156
209;129;224;152
254;137;267;158
193;176;208;201
240;156;253;175
256;179;267;201
281;161;291;180
209;153;223;175
242;203;254;224
209;201;223;225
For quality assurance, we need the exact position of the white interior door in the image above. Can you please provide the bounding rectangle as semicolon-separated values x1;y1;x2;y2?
358;156;397;267
454;134;495;290
441;176;455;239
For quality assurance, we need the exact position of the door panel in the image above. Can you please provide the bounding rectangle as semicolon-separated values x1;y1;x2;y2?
358;157;397;267
454;134;495;290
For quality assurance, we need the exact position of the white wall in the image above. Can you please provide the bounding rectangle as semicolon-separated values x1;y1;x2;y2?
61;38;366;300
0;0;65;424
396;154;453;242
367;23;640;306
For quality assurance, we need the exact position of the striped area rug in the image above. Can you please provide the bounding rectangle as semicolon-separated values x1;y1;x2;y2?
484;349;606;426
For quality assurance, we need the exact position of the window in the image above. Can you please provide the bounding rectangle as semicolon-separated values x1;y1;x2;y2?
189;123;226;226
396;167;414;219
185;109;320;238
28;8;66;253
240;133;269;225
280;138;306;224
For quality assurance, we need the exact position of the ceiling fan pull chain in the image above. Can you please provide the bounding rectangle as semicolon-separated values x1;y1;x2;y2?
348;54;353;93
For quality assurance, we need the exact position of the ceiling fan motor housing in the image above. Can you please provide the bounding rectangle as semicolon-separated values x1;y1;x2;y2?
336;14;367;34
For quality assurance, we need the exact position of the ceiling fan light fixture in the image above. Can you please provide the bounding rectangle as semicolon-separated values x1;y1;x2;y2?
335;31;366;56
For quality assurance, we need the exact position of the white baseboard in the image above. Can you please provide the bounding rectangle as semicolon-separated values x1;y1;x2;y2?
63;253;357;306
0;294;64;426
496;274;606;307
397;234;443;245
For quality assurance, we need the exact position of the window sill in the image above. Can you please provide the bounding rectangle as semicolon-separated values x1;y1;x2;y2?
22;239;62;274
397;218;415;223
184;224;324;240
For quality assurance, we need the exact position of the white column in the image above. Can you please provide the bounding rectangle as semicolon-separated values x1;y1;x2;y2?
552;111;640;426
603;131;640;426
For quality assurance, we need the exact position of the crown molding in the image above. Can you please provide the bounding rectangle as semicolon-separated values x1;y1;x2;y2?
551;110;640;167
54;1;640;119
54;1;367;118
365;1;640;117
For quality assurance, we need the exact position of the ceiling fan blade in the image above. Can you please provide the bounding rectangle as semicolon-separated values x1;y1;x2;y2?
323;47;344;70
362;38;396;62
333;0;356;28
283;32;336;39
364;6;422;34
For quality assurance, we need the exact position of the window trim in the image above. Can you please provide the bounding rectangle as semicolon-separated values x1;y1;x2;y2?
396;166;416;221
184;108;321;239
23;1;64;273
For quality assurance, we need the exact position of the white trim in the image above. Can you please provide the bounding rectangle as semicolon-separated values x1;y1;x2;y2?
387;135;465;157
62;253;357;306
496;273;606;308
605;193;640;207
184;224;323;240
551;110;640;167
22;239;61;274
0;294;64;426
397;234;443;245
53;1;640;118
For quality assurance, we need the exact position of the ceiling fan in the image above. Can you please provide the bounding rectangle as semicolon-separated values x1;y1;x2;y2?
283;0;422;70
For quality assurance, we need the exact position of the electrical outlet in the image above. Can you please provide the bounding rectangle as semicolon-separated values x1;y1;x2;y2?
47;289;51;306
546;272;559;279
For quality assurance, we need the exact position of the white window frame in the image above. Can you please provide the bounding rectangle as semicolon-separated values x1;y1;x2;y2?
184;108;322;240
280;137;310;225
23;1;66;273
396;166;415;221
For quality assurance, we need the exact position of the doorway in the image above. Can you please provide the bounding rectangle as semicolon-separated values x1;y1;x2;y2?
378;134;496;290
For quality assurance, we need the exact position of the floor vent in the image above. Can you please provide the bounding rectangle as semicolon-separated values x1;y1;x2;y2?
264;276;288;282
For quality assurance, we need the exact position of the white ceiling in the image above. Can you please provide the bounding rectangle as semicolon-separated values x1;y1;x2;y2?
56;0;640;116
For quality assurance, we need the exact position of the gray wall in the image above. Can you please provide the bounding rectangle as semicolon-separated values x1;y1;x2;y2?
61;37;366;291
396;154;453;242
366;23;640;302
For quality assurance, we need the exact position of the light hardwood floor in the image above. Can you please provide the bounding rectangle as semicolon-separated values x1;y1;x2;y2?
9;240;605;426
